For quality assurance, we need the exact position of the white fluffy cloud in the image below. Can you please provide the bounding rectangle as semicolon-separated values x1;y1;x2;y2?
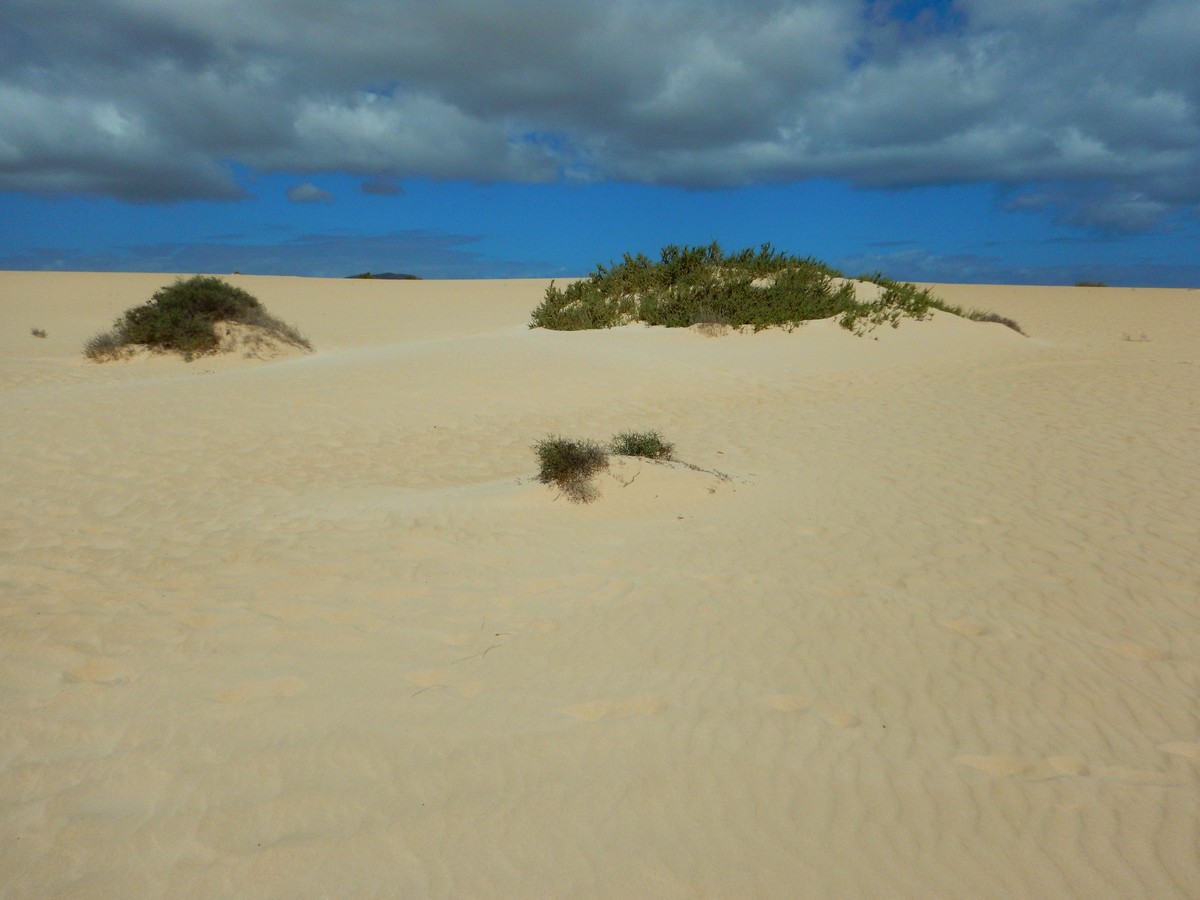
1;0;1196;228
286;182;334;203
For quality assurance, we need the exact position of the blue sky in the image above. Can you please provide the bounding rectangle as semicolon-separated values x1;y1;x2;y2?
2;1;1198;285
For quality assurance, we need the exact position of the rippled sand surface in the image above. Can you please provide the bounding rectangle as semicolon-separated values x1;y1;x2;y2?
2;272;1198;897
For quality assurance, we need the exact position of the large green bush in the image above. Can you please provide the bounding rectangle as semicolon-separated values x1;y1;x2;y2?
84;276;312;360
529;242;1022;335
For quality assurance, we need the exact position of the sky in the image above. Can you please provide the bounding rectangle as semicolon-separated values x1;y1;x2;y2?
1;0;1198;285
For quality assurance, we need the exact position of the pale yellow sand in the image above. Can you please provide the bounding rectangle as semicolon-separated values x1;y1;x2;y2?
2;271;1198;897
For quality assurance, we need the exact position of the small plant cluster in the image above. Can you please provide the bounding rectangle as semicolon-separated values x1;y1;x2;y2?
84;276;312;361
907;297;1027;336
534;431;675;503
529;242;1024;335
30;328;47;338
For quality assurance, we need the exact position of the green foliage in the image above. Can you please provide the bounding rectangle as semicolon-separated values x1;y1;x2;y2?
530;242;941;335
30;327;47;338
83;276;312;361
533;430;680;503
1075;281;1108;287
83;331;125;360
883;292;1022;338
838;274;938;333
533;436;610;503
610;431;674;460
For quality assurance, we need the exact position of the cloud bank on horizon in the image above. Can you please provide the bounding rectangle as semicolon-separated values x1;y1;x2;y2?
2;0;1197;235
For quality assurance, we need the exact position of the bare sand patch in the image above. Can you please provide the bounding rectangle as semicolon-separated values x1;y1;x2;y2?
2;271;1198;897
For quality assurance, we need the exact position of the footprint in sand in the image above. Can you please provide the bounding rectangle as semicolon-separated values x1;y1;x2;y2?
964;515;1002;526
957;754;1172;784
819;707;862;729
1159;742;1200;761
1090;765;1177;786
758;694;811;712
407;668;452;689
757;694;859;728
950;758;1056;777
1108;642;1170;661
938;619;988;637
561;695;666;721
66;658;133;684
956;755;1045;778
1045;755;1090;776
211;675;306;704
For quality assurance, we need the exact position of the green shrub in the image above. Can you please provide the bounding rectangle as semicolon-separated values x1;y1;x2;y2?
878;286;1025;335
530;242;855;332
610;431;674;460
31;327;47;338
531;243;1023;336
83;331;125;360
533;436;610;503
83;276;311;361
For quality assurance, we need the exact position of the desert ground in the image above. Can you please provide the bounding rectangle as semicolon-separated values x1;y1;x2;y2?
2;271;1197;897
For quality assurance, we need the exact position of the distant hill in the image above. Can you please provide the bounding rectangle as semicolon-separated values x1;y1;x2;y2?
345;272;422;280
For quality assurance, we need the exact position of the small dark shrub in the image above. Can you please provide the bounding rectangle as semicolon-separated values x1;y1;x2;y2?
610;431;674;460
1075;281;1108;287
970;311;1026;335
83;331;125;360
30;328;47;338
534;436;609;503
83;275;311;361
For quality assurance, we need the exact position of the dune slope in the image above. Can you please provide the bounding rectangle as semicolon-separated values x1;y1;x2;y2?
2;272;1198;897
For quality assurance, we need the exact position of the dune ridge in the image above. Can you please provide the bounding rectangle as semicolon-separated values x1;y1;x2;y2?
2;271;1198;897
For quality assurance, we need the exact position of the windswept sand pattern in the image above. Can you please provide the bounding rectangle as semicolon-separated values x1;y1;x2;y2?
2;274;1199;897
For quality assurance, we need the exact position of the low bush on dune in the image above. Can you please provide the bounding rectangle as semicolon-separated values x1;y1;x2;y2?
534;436;610;503
610;430;675;460
904;294;1027;336
534;430;681;503
84;276;312;361
968;311;1026;335
529;242;1024;336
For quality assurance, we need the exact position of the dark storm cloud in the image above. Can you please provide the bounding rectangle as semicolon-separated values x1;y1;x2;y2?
1;0;1197;228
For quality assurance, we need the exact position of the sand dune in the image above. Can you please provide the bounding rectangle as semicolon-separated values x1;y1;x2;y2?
2;271;1198;897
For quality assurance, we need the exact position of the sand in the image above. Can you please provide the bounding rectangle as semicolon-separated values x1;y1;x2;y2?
2;271;1198;897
